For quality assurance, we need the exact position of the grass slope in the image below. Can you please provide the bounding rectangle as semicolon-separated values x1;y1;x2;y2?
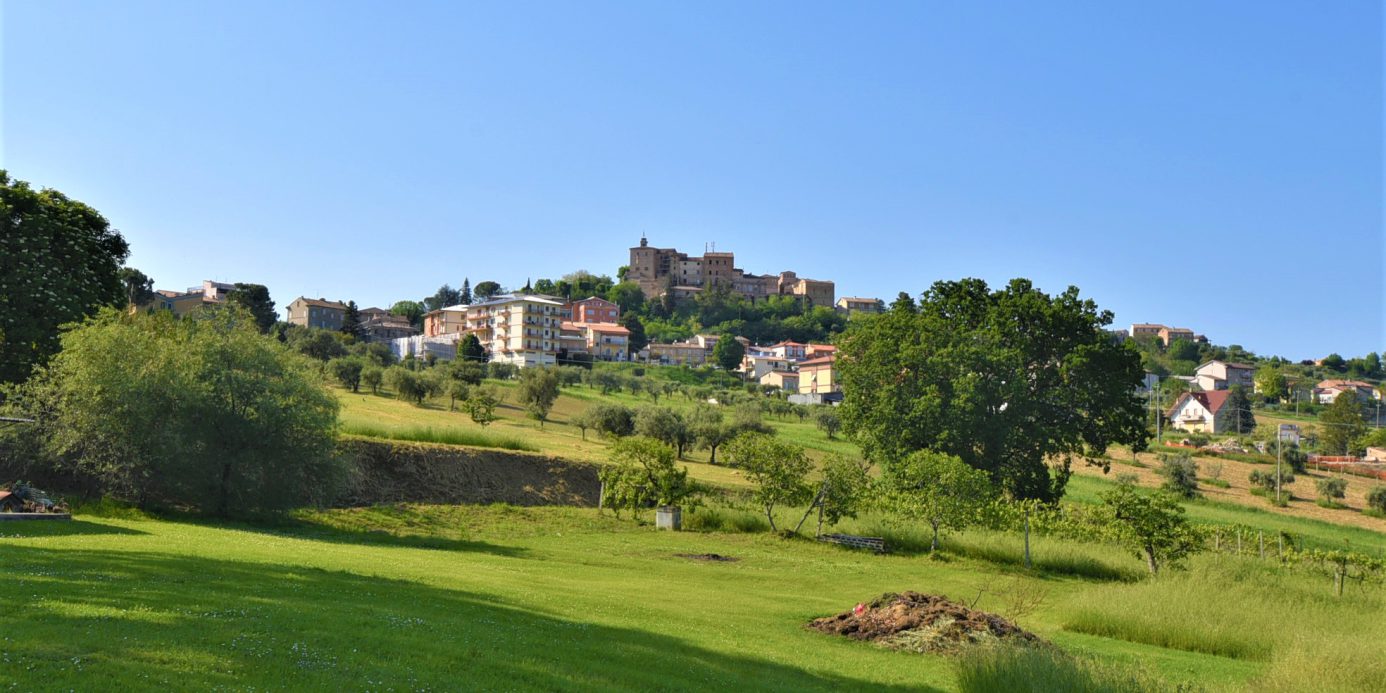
1;505;1299;691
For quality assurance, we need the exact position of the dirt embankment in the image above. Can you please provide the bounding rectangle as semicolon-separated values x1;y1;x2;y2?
809;592;1041;653
336;439;600;508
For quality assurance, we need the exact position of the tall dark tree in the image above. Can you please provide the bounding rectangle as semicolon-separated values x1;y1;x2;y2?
0;171;129;383
226;283;277;333
458;333;487;363
1224;386;1256;435
459;278;472;305
1318;393;1368;456
837;278;1149;502
422;284;461;312
619;313;648;354
118;267;156;307
473;281;502;300
341;300;362;339
711;333;745;371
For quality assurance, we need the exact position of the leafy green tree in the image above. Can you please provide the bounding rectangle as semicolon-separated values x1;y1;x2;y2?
445;379;470;411
1320;353;1346;373
0;172;129;383
711;333;746;371
452;360;484;385
1316;477;1347;505
387;367;427;404
1166;339;1200;362
1367;486;1386;514
330;357;365;392
808;454;872;536
290;327;349;361
876;450;994;550
1255;365;1288;402
1103;484;1202;575
465;387;501;426
118;267;156;307
226;283;277;333
837;278;1149;501
607;282;645;315
457;333;487;363
1319;393;1368;456
589;402;635;438
341;301;362;339
11;307;340;516
599;437;697;517
459;278;472;305
724;433;814;532
473;281;502;300
572;407;598;440
1157;452;1199;499
635;406;692;458
517;367;561;426
1225;386;1256;435
487;362;517;380
389;300;425;328
361;366;384;394
814;407;841;439
689;405;734;465
619;313;649;354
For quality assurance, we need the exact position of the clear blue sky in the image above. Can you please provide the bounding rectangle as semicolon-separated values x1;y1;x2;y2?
3;1;1381;360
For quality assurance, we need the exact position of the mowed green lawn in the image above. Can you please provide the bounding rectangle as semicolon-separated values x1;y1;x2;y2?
0;504;1304;692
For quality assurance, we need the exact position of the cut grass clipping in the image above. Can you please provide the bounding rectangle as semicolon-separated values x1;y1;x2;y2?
340;423;537;451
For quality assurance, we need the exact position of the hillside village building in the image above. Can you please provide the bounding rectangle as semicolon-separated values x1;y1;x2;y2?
1313;379;1381;404
1194;360;1254;392
286;297;347;330
1167;390;1234;434
628;236;836;306
1129;323;1205;347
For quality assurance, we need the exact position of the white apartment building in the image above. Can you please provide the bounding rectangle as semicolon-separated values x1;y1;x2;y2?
463;294;565;368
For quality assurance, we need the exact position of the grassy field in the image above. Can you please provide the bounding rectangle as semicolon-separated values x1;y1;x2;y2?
11;500;1382;691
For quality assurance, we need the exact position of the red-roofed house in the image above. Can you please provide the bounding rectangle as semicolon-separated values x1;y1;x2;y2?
1167;390;1234;433
797;355;839;395
569;296;620;324
1313;379;1380;404
806;344;836;359
769;341;808;361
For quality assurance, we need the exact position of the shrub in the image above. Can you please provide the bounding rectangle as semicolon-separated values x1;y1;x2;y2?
1367;486;1386;514
599;437;698;517
1157;453;1198;499
1316;477;1347;505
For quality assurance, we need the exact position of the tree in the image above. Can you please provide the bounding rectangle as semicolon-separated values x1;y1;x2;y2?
598;437;697;517
457;333;487;363
341;301;362;339
1224;386;1256;435
1;171;129;384
1367;486;1386;514
806;455;872;536
607;282;646;315
1255;365;1288;402
1157;452;1199;499
330;357;365;392
1321;353;1346;373
635;406;693;458
689;405;733;465
619;313;649;354
724;433;814;532
10;307;341;516
572;407;598;441
226;283;277;333
814;407;841;439
445;379;470;412
452;360;484;386
473;281;502;300
422;284;461;312
459;278;473;305
290;328;348;361
465;387;501;426
876;450;994;550
838;278;1150;502
389;300;425;328
387;367;427;404
1166;338;1200;362
517;367;561;426
118;267;156;307
361;366;384;395
711;334;745;371
589;402;635;438
1316;477;1347;505
1319;393;1368;456
1103;484;1202;575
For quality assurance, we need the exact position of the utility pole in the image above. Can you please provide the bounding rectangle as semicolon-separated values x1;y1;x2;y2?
1276;431;1283;505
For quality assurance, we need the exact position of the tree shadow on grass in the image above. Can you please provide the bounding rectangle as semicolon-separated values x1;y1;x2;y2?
0;518;147;537
1;546;938;691
165;513;530;559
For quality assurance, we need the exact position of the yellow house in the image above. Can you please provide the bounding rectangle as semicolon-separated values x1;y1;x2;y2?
797;355;838;395
759;369;799;392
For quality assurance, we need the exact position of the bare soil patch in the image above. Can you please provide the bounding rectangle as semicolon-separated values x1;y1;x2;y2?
675;553;738;562
808;592;1041;654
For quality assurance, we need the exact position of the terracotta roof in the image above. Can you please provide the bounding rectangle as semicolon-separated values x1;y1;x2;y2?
798;355;836;368
1169;390;1231;417
585;323;630;335
1317;379;1374;389
807;344;837;352
771;341;806;348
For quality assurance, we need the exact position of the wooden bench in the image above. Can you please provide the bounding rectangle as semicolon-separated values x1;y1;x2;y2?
818;533;886;553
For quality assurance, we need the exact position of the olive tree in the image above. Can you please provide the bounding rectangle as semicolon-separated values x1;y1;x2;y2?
517;367;561;426
599;437;698;518
1103;483;1202;575
724;433;814;532
876;450;994;551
